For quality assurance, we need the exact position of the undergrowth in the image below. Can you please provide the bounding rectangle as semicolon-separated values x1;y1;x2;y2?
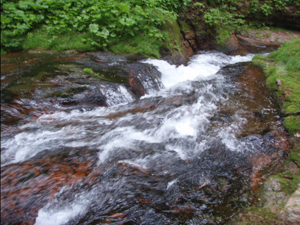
1;0;192;55
23;29;97;52
2;0;299;56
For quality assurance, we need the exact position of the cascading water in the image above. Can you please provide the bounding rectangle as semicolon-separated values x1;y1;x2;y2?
1;51;287;225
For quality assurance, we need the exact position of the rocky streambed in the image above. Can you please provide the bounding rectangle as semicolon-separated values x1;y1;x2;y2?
1;49;291;224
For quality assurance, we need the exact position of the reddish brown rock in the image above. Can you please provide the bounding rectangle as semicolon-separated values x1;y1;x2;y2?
1;149;98;225
128;69;146;96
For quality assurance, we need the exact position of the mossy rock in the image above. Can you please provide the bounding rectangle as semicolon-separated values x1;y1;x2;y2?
252;39;300;135
229;206;285;225
178;20;195;40
284;115;300;136
109;15;187;60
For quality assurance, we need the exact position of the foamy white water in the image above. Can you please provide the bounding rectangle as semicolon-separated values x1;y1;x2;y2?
1;51;257;224
2;49;286;225
144;51;254;89
1;51;254;166
29;52;262;225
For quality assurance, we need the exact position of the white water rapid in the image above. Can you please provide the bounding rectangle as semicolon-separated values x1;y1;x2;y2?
4;51;280;225
1;51;254;166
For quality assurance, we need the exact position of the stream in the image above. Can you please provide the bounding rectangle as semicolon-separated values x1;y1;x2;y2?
1;50;289;225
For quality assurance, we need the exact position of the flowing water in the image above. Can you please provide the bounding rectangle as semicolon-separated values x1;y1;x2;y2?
1;51;288;225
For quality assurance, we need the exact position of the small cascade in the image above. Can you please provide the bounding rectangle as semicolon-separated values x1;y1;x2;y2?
0;51;288;225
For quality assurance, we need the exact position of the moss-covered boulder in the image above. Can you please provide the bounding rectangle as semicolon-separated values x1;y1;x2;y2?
252;38;300;136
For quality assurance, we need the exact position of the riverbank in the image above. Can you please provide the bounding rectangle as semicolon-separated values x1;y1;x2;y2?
229;38;300;224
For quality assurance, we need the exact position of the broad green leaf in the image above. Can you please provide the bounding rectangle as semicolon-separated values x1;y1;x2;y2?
89;23;99;33
97;28;109;38
1;15;11;24
19;1;34;9
125;18;135;26
117;3;130;12
111;9;120;15
109;23;116;28
46;0;54;5
15;10;25;17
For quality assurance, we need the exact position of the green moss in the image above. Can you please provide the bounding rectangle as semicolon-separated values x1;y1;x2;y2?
83;68;94;75
109;33;163;58
264;173;300;195
284;116;300;136
269;39;300;69
231;206;285;225
216;28;231;45
252;55;270;71
23;28;97;52
252;38;300;134
178;20;195;39
290;143;300;166
161;15;185;53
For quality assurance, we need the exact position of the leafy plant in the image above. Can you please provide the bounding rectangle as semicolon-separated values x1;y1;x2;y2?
1;0;182;54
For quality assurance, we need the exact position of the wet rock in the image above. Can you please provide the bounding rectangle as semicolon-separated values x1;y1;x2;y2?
0;147;98;225
216;34;246;55
220;63;286;138
171;50;190;66
214;30;300;55
1;52;165;133
125;63;163;97
236;30;300;53
178;20;197;50
161;43;193;66
40;141;255;225
1;50;292;225
128;69;146;96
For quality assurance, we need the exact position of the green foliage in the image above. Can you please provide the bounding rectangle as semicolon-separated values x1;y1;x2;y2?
1;0;183;55
2;0;299;55
83;67;109;80
1;48;7;56
204;7;244;28
109;14;184;58
249;0;300;17
202;4;245;43
110;33;163;58
23;28;97;52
